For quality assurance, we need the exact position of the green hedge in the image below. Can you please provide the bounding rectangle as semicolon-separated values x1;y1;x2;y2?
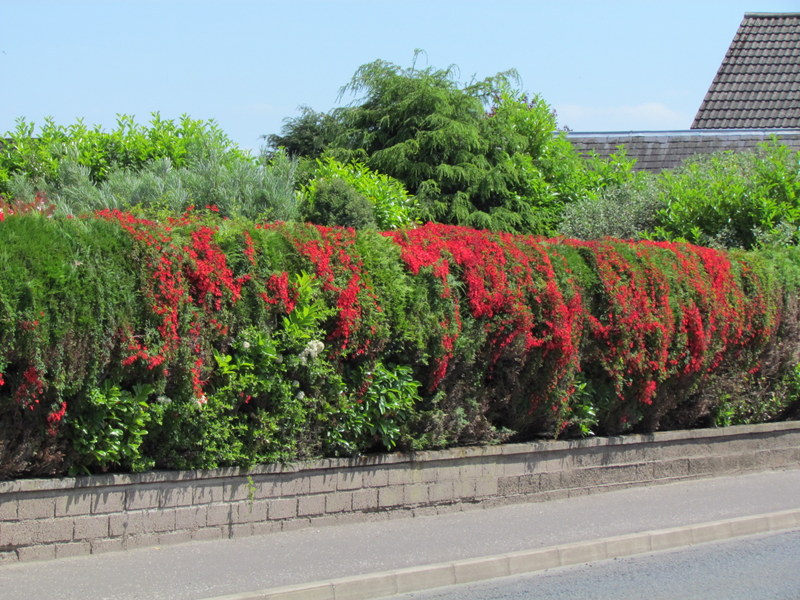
1;211;798;478
558;140;800;249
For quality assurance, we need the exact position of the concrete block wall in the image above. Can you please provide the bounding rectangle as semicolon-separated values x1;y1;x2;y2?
1;421;798;563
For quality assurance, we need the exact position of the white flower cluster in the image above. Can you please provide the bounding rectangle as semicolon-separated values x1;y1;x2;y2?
298;340;325;365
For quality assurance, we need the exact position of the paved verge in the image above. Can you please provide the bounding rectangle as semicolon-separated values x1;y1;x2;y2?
0;469;798;600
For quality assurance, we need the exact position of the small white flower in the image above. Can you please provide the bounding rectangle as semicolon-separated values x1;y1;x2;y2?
242;341;251;350
300;340;325;363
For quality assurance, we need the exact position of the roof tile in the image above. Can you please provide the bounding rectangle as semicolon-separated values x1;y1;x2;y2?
692;13;800;129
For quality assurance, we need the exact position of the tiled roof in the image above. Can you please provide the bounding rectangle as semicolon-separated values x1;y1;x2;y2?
567;130;800;172
692;13;800;129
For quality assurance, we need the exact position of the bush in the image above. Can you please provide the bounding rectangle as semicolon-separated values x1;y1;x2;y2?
300;157;418;230
557;173;663;240
300;177;378;229
67;382;156;474
559;139;800;250
0;213;142;476
0;114;248;193
1;115;300;222
605;140;800;250
1;212;796;478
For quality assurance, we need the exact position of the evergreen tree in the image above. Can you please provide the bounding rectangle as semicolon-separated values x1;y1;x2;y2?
266;56;637;235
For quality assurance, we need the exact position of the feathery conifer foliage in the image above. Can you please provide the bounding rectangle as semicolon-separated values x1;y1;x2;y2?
265;106;347;160
266;55;636;235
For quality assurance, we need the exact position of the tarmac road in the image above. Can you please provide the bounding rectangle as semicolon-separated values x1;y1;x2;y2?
0;469;798;600
386;529;800;600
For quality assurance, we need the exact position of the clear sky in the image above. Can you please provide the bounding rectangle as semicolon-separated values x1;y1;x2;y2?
2;0;799;152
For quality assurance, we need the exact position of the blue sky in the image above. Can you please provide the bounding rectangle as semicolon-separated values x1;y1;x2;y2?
2;0;798;152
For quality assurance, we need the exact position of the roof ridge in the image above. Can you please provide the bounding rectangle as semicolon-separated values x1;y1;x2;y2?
567;129;800;137
744;12;800;18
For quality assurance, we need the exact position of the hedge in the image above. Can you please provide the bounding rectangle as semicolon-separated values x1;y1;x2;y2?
1;210;798;478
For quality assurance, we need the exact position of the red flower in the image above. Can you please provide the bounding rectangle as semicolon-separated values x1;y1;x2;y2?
47;402;67;424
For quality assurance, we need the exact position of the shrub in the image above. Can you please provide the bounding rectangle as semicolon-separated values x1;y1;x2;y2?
0;114;249;194
340;361;421;451
66;382;156;474
558;139;800;250
300;157;417;230
4;145;300;222
0;212;796;478
557;173;663;240
0;213;142;476
645;140;799;249
300;177;377;229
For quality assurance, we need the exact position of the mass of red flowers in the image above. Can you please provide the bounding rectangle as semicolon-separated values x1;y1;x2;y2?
292;224;379;355
0;212;787;440
387;225;584;403
388;224;779;430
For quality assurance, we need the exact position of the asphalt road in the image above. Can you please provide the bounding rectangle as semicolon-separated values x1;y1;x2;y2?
1;469;799;600
387;529;800;600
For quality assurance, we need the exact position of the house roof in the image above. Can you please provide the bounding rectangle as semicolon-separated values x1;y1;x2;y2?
567;129;800;172
692;12;800;129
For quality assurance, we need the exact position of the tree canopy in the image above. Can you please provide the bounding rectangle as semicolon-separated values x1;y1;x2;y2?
266;57;635;235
